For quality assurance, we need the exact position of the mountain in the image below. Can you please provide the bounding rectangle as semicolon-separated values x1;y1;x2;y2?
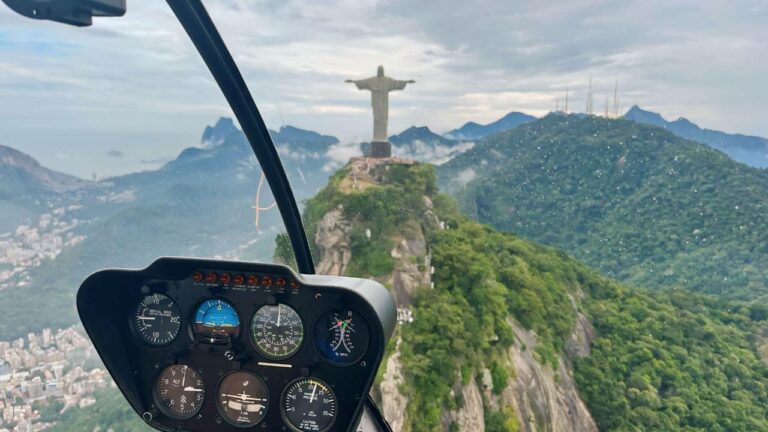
0;144;87;231
624;105;768;167
0;144;85;196
445;111;537;140
269;125;339;149
23;152;768;432
201;117;239;147
0;119;335;341
439;114;768;300
277;157;768;431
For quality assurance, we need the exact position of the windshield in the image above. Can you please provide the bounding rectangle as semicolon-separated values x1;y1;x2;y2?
2;1;768;432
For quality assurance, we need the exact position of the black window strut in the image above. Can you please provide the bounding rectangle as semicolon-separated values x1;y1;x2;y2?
166;0;315;274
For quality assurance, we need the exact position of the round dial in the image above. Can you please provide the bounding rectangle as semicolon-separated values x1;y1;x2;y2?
281;378;337;432
314;309;370;365
251;304;304;360
133;293;181;346
216;371;270;427
154;364;205;419
194;299;241;343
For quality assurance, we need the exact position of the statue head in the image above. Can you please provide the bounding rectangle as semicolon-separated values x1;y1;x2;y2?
377;65;384;77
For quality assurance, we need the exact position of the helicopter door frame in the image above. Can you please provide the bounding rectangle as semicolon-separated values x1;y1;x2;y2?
166;0;315;274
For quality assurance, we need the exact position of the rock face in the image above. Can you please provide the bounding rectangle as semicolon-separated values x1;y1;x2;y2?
314;206;352;276
308;157;599;431
448;377;485;432
378;340;409;432
503;320;598;432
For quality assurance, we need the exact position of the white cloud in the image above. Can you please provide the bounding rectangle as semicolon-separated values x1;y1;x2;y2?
0;0;766;177
323;141;363;172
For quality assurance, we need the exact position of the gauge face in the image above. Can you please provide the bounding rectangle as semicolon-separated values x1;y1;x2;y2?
251;304;304;360
154;364;205;419
133;293;182;346
314;309;370;365
281;378;337;432
194;299;240;343
216;371;270;427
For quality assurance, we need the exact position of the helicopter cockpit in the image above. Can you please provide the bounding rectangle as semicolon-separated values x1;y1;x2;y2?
0;1;397;431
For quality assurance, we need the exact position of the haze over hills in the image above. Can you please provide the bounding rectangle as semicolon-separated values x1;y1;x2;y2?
439;114;768;299
624;105;768;168
0;144;88;232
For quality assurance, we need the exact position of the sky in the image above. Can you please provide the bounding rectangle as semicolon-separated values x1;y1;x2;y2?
0;0;766;178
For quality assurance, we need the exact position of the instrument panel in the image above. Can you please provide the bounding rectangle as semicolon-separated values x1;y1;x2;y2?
77;258;396;432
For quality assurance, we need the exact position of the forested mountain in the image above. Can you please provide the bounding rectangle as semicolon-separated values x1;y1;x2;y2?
624;106;768;168
278;159;768;431
55;158;768;431
439;114;768;299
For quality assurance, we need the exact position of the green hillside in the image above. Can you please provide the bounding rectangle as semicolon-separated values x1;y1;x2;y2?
289;160;768;431
439;114;768;300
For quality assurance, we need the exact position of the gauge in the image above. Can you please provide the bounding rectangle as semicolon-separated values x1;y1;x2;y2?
194;299;240;343
154;364;205;420
251;304;304;360
281;378;337;432
216;371;270;427
133;293;182;346
314;309;370;365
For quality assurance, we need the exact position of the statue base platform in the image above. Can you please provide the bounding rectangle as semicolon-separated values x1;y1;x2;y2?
369;141;392;158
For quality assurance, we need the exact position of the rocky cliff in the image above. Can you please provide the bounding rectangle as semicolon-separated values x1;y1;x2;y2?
298;157;597;431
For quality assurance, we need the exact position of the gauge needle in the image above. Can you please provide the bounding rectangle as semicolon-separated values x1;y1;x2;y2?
182;366;187;387
309;382;317;403
184;387;203;392
221;393;265;402
137;316;156;320
277;306;282;327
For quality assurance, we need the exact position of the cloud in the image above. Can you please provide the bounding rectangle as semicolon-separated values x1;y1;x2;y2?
106;150;124;158
1;0;766;178
323;141;363;172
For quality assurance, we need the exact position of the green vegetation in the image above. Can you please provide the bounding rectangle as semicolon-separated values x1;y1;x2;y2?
298;162;438;278
300;160;768;431
439;114;768;300
47;387;150;432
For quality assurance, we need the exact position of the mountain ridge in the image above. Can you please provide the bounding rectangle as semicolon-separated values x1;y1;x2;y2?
445;111;537;140
439;113;768;299
624;105;768;167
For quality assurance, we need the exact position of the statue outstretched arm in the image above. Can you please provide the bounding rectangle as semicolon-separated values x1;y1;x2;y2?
388;79;415;91
345;78;375;91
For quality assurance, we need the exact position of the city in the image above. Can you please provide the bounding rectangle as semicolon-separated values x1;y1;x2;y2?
0;206;85;291
0;327;109;431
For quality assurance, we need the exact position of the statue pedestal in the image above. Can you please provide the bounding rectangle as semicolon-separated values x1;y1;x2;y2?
370;141;391;158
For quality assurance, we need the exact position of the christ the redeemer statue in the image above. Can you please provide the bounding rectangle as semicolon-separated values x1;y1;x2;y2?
346;66;414;157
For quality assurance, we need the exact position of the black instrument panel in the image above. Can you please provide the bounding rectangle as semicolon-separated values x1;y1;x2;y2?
77;257;396;432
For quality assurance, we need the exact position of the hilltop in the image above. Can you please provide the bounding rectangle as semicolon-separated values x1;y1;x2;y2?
439;114;768;299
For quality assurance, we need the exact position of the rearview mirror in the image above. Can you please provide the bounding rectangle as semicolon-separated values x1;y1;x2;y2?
1;0;125;26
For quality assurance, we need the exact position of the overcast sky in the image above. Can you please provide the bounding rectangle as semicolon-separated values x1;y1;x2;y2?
1;0;766;178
